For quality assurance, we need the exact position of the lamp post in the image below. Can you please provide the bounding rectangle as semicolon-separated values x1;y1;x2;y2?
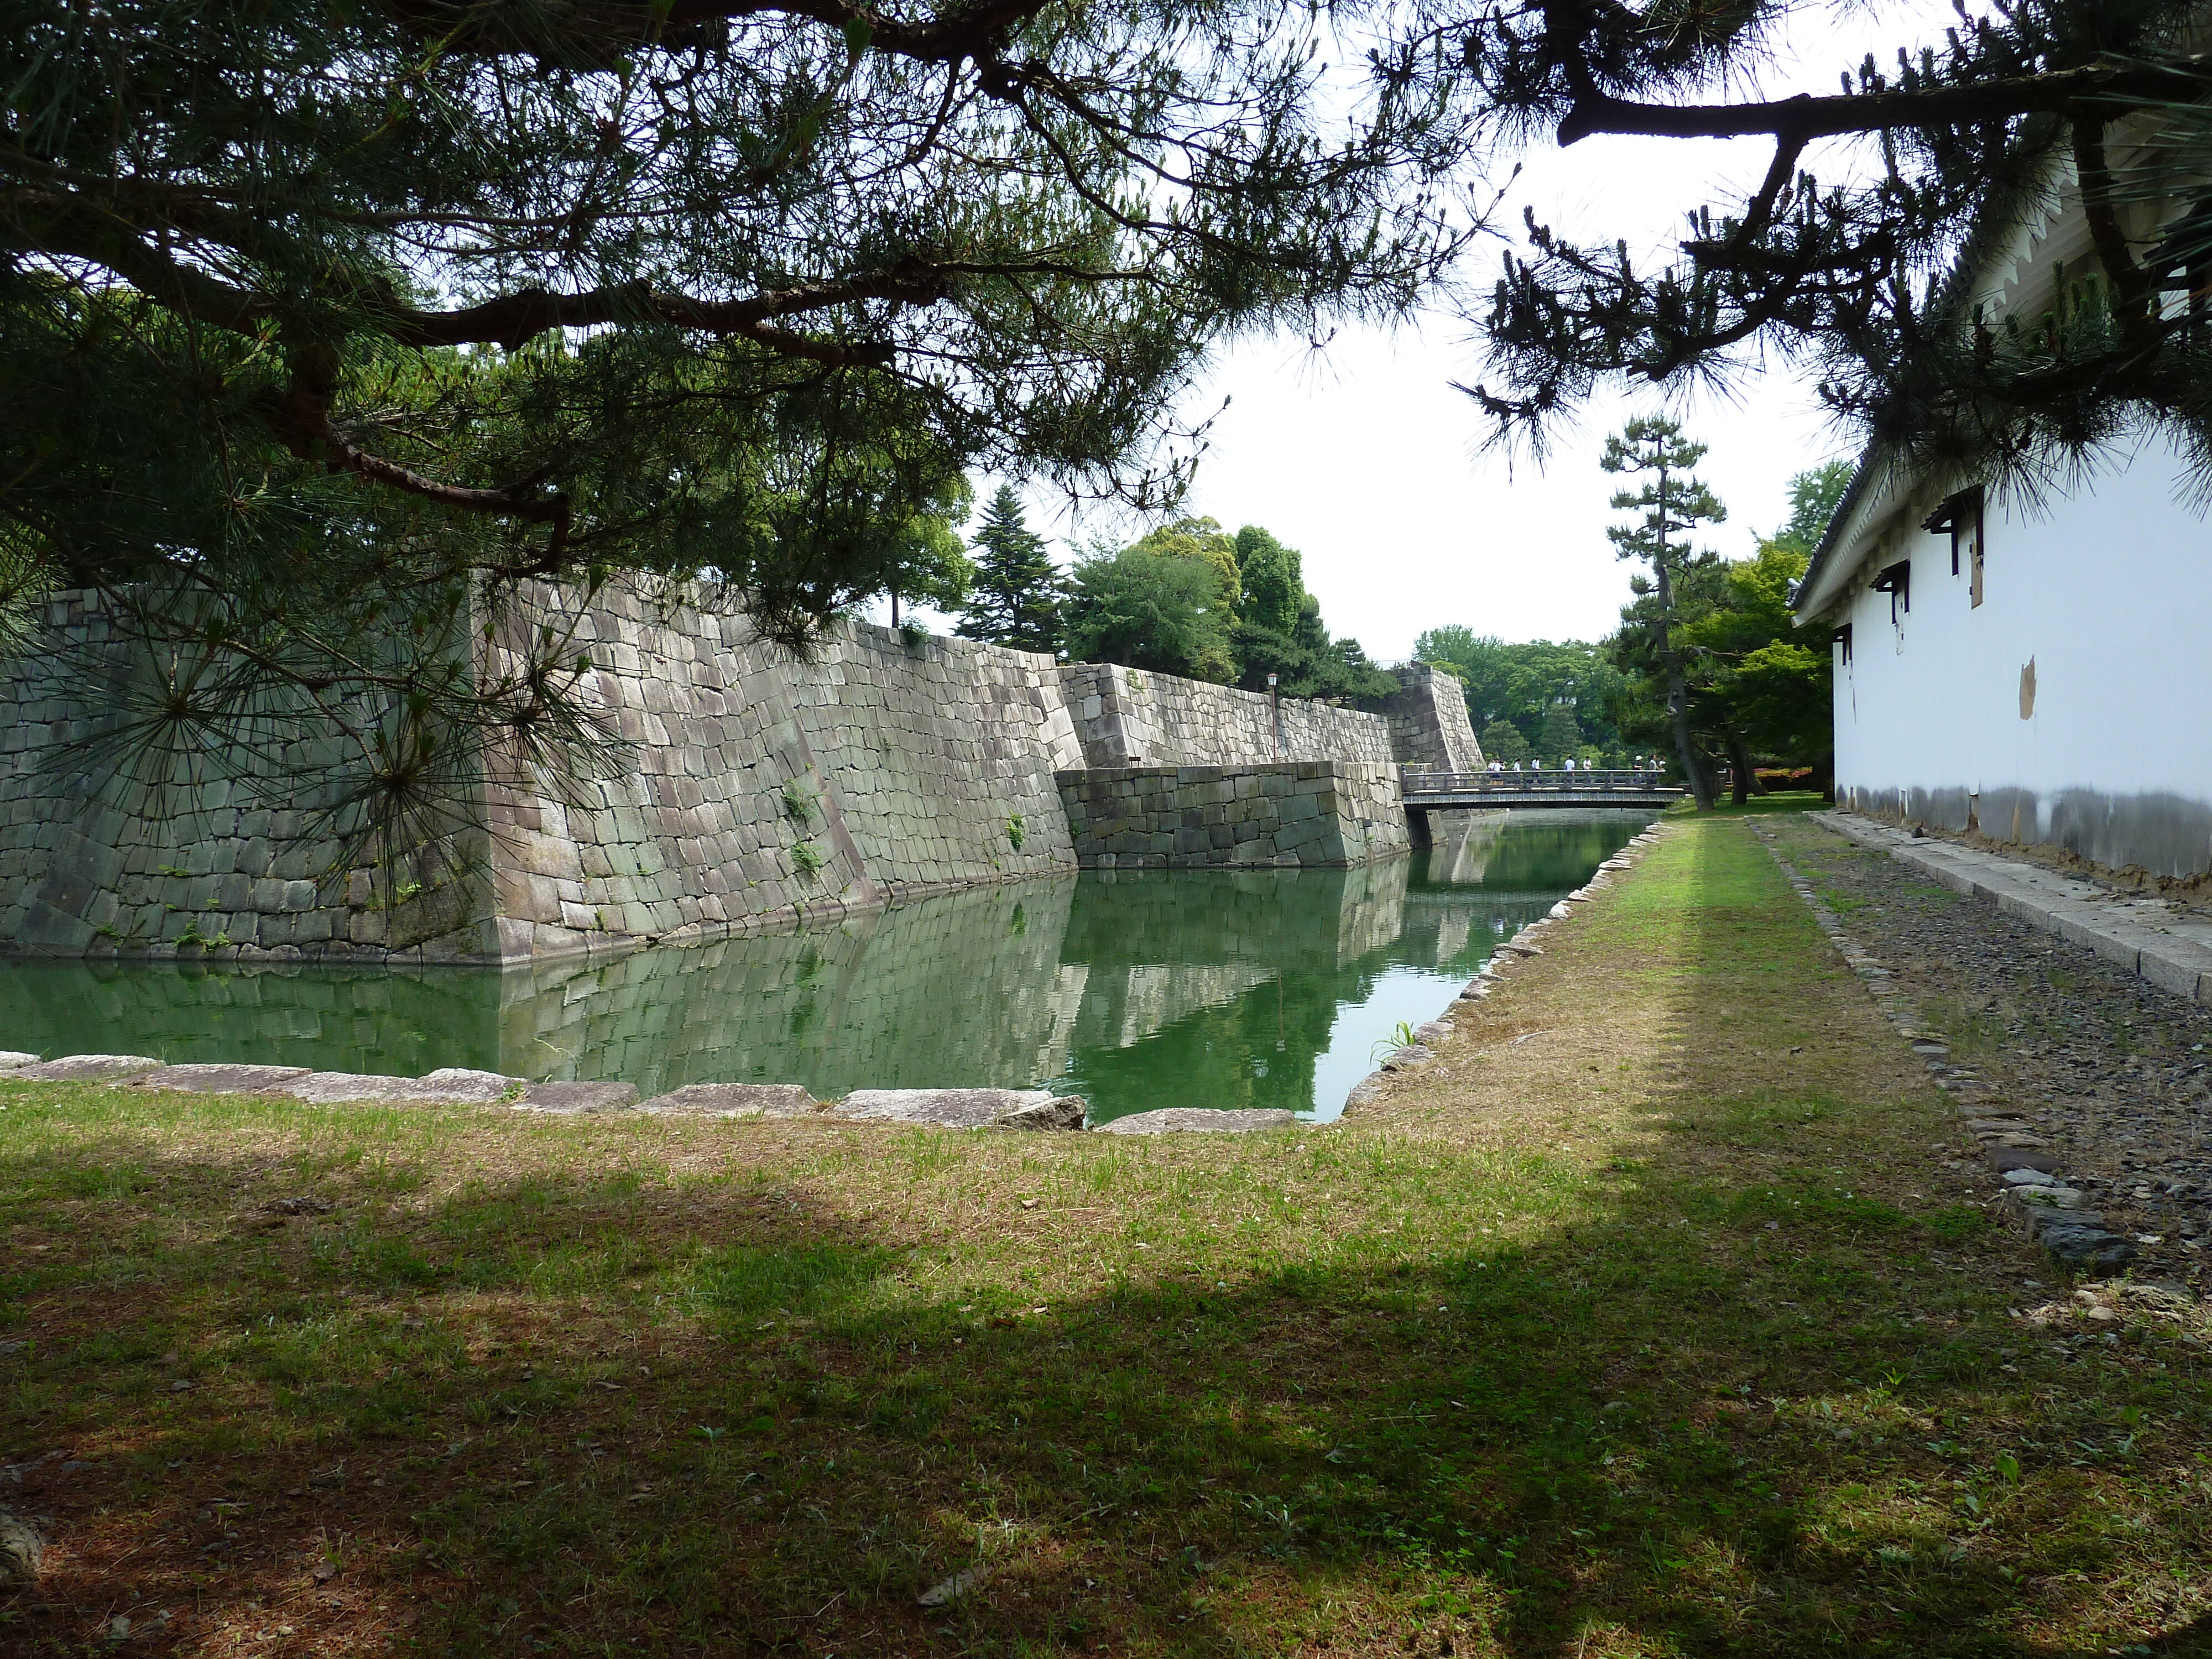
1267;672;1281;755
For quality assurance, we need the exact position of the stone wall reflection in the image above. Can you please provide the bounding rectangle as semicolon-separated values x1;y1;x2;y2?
493;876;1082;1098
0;957;504;1077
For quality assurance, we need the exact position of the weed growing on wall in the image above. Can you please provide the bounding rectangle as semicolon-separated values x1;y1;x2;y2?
1006;813;1026;852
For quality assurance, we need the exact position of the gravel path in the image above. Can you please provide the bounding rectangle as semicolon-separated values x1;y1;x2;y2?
1770;816;2212;1286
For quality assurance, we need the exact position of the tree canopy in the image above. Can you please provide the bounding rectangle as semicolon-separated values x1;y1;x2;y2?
1057;516;1392;700
1061;546;1235;682
0;0;1466;849
1451;0;2212;498
1775;462;1857;555
1412;629;1627;759
1228;525;1395;703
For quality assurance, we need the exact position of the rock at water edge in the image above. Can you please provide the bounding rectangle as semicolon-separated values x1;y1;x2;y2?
1094;1108;1298;1135
133;1063;312;1094
13;1055;163;1082
834;1089;1081;1130
277;1068;523;1105
992;1097;1087;1131
636;1083;821;1118
515;1081;641;1114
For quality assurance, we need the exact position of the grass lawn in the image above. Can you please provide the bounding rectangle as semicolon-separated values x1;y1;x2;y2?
4;815;2209;1656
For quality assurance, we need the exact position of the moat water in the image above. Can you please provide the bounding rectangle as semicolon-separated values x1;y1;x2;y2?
3;810;1651;1123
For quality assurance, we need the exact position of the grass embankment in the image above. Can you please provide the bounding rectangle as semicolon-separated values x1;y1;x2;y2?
4;817;2209;1657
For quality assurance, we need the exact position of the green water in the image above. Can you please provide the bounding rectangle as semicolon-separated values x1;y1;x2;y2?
1;810;1650;1121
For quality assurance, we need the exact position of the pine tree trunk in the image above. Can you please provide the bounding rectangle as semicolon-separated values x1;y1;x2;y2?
1726;732;1767;801
1654;551;1716;810
1726;732;1754;805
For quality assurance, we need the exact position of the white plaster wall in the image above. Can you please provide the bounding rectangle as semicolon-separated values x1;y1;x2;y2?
1832;432;2212;873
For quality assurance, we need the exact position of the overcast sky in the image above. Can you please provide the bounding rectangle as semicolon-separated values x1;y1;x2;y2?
883;2;1944;661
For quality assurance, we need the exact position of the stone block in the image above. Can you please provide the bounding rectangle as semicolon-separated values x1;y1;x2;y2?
2138;942;2212;1000
15;1054;165;1081
637;1083;821;1117
278;1068;523;1105
134;1063;312;1094
514;1080;642;1113
833;1088;1083;1130
1093;1108;1298;1134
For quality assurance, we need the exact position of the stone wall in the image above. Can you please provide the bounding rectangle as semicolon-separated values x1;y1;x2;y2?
0;590;463;961
1384;664;1484;771
1;584;1084;963
1059;662;1394;769
1056;761;1408;869
2;583;1423;963
483;583;1084;959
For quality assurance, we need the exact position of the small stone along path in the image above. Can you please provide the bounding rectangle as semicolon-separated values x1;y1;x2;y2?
1758;814;2212;1286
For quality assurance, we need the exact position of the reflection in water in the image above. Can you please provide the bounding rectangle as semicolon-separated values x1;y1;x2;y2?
1;810;1651;1120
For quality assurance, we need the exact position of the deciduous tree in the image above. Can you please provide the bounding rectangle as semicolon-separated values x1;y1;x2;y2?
1062;548;1234;682
1775;462;1857;556
1411;630;1627;755
1228;525;1392;702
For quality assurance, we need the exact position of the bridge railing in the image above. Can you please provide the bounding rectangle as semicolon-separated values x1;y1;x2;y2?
1399;767;1676;796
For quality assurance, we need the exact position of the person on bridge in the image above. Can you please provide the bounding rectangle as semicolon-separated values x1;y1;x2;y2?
1562;757;1576;772
1489;760;1502;774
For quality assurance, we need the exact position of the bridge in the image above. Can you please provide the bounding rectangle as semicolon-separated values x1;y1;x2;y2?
1399;768;1686;816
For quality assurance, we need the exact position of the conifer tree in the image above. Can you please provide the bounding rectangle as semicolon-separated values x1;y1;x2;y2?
1479;720;1532;765
956;487;1062;655
1603;419;1725;810
1448;0;2212;495
1535;700;1584;763
0;0;1468;859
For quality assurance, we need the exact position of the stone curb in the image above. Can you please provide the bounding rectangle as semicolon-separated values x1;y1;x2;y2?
0;1051;1329;1138
1338;822;1674;1115
1812;812;2212;1009
1748;819;2139;1277
0;1056;1308;1137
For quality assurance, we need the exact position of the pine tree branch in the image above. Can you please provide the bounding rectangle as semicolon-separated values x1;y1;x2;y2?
2070;114;2157;337
375;0;1056;70
1555;60;2207;147
268;341;576;565
7;174;1166;362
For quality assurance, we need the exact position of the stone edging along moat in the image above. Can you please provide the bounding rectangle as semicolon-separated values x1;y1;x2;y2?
0;828;1673;1136
0;1055;1292;1136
